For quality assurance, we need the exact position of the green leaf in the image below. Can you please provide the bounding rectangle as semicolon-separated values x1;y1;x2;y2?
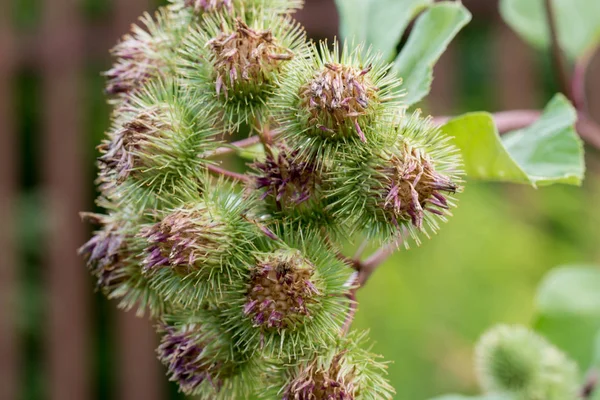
499;0;600;60
392;2;471;106
534;266;600;368
440;94;584;186
334;0;433;61
501;94;584;186
429;395;513;400
593;329;600;367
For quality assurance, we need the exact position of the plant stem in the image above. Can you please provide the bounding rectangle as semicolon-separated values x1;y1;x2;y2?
572;50;594;112
207;136;264;158
544;0;573;101
206;163;250;183
341;283;358;335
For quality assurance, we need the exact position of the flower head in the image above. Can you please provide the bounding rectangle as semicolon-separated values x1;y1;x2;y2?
329;112;463;246
377;141;458;229
78;213;128;290
252;144;318;208
157;323;233;394
141;204;230;273
156;315;262;399
243;249;320;330
221;227;350;358
78;207;164;317
183;0;233;14
97;79;219;204
178;13;307;129
98;107;171;184
104;9;182;103
300;62;377;143
279;331;394;400
275;40;402;165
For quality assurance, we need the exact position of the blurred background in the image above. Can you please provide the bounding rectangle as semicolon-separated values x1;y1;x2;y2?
1;0;600;399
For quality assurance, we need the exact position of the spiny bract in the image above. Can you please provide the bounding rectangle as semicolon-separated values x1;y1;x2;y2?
81;0;464;397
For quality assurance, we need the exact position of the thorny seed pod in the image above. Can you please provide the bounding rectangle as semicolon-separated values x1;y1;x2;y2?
221;227;350;358
140;185;259;309
328;112;463;246
476;325;580;400
251;143;320;210
79;213;129;291
157;315;262;399
78;206;164;317
178;13;307;129
98;79;218;203
104;8;186;104
273;331;394;400
274;40;403;165
243;249;319;330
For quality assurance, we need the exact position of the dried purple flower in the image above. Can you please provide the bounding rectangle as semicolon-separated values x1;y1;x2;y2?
78;213;128;290
283;353;356;400
251;144;319;210
157;324;234;395
244;250;320;330
378;142;458;229
104;10;175;101
141;205;229;273
98;107;171;185
208;18;294;98
300;62;377;142
184;0;233;13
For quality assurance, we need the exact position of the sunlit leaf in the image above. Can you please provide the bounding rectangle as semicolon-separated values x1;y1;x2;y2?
392;2;471;106
440;94;584;186
534;266;600;368
501;94;584;186
334;0;433;60
499;0;600;60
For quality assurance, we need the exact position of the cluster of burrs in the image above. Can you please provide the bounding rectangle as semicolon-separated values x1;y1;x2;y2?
79;0;464;398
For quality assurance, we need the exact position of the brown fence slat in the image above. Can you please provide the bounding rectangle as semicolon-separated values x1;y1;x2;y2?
429;44;459;115
494;21;540;109
116;312;163;400
112;1;165;399
0;4;20;399
42;0;90;399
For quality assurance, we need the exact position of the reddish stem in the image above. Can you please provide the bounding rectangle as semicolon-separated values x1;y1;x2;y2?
544;0;573;101
206;163;250;183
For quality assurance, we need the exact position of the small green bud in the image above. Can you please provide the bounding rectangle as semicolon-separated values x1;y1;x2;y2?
476;325;580;400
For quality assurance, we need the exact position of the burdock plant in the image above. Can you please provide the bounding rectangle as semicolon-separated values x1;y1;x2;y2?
79;0;591;398
81;0;460;397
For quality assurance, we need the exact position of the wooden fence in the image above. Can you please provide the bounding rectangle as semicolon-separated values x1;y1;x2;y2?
0;0;598;399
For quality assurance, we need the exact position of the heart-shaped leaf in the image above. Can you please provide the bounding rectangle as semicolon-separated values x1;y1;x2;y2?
392;2;471;106
440;94;584;186
500;0;600;60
